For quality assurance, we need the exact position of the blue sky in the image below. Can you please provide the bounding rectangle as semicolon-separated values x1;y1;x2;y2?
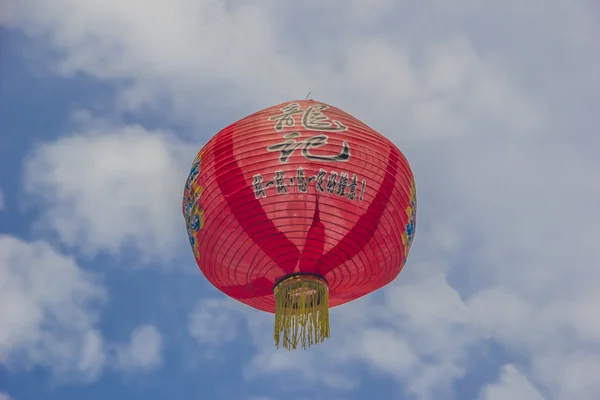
1;1;599;400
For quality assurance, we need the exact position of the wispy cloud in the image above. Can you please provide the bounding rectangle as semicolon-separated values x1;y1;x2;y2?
23;121;200;264
480;365;545;400
188;299;245;358
0;235;106;381
112;324;163;372
0;235;165;382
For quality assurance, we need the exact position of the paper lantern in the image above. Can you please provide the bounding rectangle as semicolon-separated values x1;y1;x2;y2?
183;100;416;350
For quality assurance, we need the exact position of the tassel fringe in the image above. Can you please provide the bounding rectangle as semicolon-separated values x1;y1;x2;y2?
273;275;330;350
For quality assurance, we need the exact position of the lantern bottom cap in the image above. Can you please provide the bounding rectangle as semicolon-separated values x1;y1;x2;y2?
273;274;330;350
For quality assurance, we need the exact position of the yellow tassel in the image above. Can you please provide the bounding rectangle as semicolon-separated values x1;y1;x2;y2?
273;275;330;350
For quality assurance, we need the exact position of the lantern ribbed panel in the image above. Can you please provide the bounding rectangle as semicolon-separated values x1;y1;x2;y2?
183;100;416;313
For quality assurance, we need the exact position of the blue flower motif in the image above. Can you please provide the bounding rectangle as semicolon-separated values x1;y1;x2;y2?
184;202;193;219
405;211;416;248
185;161;200;190
190;162;199;176
190;214;200;232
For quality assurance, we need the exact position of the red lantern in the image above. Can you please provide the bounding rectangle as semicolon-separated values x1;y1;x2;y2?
183;100;416;350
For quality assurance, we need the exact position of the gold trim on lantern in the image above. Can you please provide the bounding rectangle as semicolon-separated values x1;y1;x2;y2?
273;274;330;350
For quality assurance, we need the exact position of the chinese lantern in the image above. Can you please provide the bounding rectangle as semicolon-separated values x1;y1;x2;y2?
183;100;416;350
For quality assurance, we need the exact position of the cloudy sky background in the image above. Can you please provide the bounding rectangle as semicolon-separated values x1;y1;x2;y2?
1;1;599;399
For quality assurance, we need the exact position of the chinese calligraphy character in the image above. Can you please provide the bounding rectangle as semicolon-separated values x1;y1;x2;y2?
274;170;288;195
301;104;347;132
266;132;302;163
336;172;349;196
296;167;308;193
266;132;350;164
326;171;338;194
314;169;327;192
359;179;366;201
253;174;267;199
302;135;350;162
347;174;358;200
268;103;303;131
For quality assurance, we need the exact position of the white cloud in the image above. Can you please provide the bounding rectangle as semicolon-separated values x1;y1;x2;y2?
187;272;473;397
0;235;165;383
113;324;163;372
23;122;200;264
5;0;600;399
0;393;13;400
193;202;600;399
0;235;106;381
377;273;474;397
480;365;544;400
235;267;475;399
188;298;247;360
2;0;550;138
